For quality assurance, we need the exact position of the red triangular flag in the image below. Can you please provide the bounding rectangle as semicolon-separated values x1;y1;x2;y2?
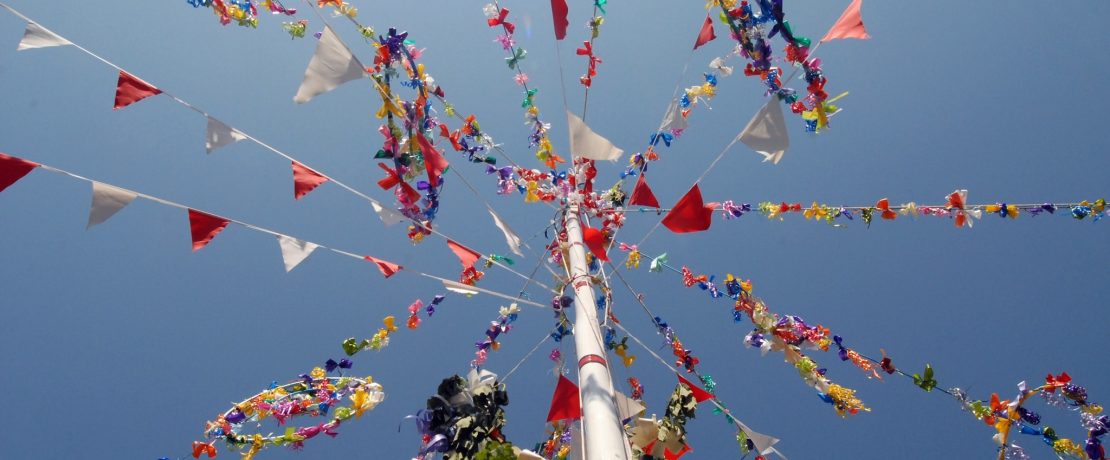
447;239;482;269
676;373;714;403
291;161;329;200
549;0;569;40
364;255;402;278
820;0;870;42
546;374;582;422
628;174;660;208
114;71;162;110
581;226;609;262
643;441;693;460
188;209;230;252
661;184;714;233
0;153;39;193
693;15;716;50
416;135;448;188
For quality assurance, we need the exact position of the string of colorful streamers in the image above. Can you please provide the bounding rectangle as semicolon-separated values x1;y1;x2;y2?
624;244;1109;458
195;374;383;459
613;190;1108;227
185;0;297;28
483;2;567;170
472;302;522;368
711;0;839;133
576;0;607;89
340;295;446;356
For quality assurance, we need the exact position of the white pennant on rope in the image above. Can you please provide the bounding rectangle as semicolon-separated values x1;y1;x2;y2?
276;234;319;272
371;200;407;227
87;182;137;229
293;26;366;104
442;279;481;296
487;208;524;257
205;117;248;154
738;98;790;164
659;98;688;132
735;420;785;459
17;22;71;51
567;111;624;162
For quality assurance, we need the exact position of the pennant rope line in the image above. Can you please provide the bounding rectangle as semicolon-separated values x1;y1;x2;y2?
612;321;784;459
498;326;557;384
21;159;551;306
0;3;554;288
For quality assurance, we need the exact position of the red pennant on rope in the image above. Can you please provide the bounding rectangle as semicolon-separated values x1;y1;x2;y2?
549;0;569;40
416;135;449;187
0;153;39;193
628;174;660;208
676;373;714;403
693;15;717;50
291;161;329;200
546;374;582;422
661;184;714;233
188;209;230;252
364;255;402;278
113;71;162;110
643;440;693;460
581;226;610;262
447;239;482;269
820;0;870;42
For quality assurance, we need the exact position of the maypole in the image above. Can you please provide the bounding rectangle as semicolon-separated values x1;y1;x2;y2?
564;198;630;460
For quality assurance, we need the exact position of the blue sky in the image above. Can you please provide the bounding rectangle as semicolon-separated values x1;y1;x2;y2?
0;1;1107;459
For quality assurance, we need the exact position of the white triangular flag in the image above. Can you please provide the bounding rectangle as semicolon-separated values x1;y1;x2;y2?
736;421;783;458
567;111;623;162
87;182;137;229
371;200;407;227
659;99;688;132
738;99;790;164
615;391;646;423
488;208;524;257
17;22;71;51
205;117;248;154
442;279;480;296
276;234;318;272
293;26;366;104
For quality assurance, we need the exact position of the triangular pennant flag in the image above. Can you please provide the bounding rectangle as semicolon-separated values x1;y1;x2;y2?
738;99;790;164
735;421;782;458
87;182;137;229
821;0;870;42
676;373;714;403
187;209;230;252
0;153;39;193
488;209;524;257
549;0;570;40
364;255;402;278
581;226;609;262
17;22;71;51
546;374;582;422
628;174;660;208
293;26;366;104
567;111;624;161
276;234;318;272
661;184;714;233
114;71;162;110
442;278;481;296
291;161;329;200
664;443;693;460
615;391;646;422
416;134;448;187
660;99;688;132
205;117;247;154
371;200;408;227
693;15;717;49
447;239;482;269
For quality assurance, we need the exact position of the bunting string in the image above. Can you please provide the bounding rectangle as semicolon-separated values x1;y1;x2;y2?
0;153;551;308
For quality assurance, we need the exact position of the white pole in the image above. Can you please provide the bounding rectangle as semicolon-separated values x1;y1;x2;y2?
564;198;629;460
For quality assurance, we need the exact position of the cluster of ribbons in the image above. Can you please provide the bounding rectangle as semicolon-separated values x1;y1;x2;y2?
408;370;517;459
341;295;445;356
194;373;384;459
482;3;566;170
185;0;298;28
